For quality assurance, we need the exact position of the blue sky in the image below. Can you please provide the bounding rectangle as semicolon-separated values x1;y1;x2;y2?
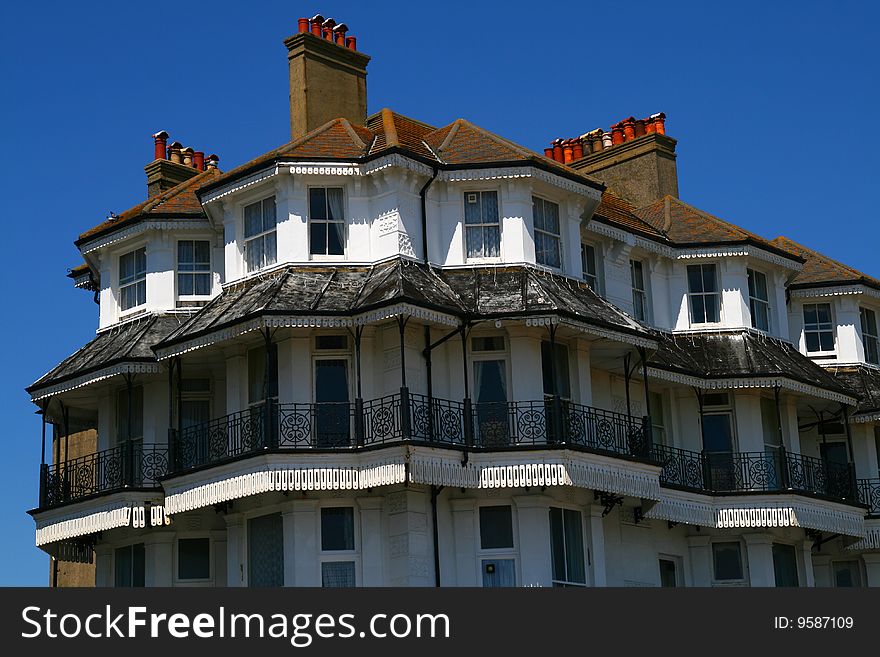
0;0;877;585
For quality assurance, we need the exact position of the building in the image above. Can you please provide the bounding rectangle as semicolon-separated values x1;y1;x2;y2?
27;15;880;588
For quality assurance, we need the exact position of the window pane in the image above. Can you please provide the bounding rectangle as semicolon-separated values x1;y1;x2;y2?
264;231;277;266
326;188;344;221
690;295;706;324
582;244;596;277
713;542;743;580
464;193;481;224
248;513;284;587
803;305;818;326
246;237;263;272
562;509;585;584
321;507;355;551
322;561;355;587
541;341;570;398
327;221;345;255
479;505;513;549
545;201;559;233
833;561;862;587
482;191;498;223
703;413;733;453
702;265;717;292
772;543;799;587
704;294;720;322
310;188;327;220
549;507;566;583
805;332;819;352
244;201;262;237
533;197;545;231
485;226;500;257
310;222;327;255
817;304;831;324
178;273;193;296
178;538;210;580
263;196;276;229
687;265;704;293
178;240;193;266
194;273;211;296
819;330;834;351
659;559;677;587
482;558;516;587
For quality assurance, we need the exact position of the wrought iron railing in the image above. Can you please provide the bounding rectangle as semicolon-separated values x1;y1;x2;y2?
39;442;168;509
857;478;880;516
651;445;859;502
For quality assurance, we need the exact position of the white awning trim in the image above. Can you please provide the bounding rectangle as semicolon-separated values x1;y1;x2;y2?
645;497;715;527
440;166;602;201
30;362;162;401
79;220;214;254
646;367;856;406
847;526;880;551
35;504;132;547
790;284;880;300
164;460;408;514
524;315;656;349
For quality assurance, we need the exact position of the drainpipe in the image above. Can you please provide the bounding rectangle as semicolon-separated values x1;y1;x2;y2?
353;326;365;446
842;404;856;498
398;317;411;440
420;168;439;264
430;485;443;586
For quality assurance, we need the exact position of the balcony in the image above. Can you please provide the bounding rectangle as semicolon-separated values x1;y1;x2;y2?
39;443;169;509
652;444;861;504
168;392;653;474
857;478;880;516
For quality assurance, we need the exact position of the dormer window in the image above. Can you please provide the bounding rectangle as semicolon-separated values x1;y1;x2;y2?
309;187;345;256
119;247;146;311
532;196;561;268
177;240;211;297
860;307;879;365
244;196;277;272
687;264;720;324
747;269;770;332
464;191;500;259
803;303;834;353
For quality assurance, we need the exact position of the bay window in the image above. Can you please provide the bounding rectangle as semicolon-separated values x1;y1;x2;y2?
244;196;277;272
464;191;500;259
533;196;561;268
860;307;879;365
119;247;146;311
687;263;720;324
748;268;770;332
309;187;345;256
803;303;834;353
177;240;211;297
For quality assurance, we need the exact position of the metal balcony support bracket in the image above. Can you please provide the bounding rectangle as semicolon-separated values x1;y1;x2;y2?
594;491;624;517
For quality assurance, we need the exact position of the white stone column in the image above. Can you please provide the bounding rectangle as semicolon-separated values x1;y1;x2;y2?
687;535;712;586
386;489;431;586
800;539;815;587
507;326;544;402
862;553;880;588
811;555;832;587
225;514;244;587
211;530;227;586
589;505;607;587
281;504;297;587
450;499;477;586
292;500;319;586
744;533;775;587
513;495;553;587
573;339;593;406
95;545;113;587
144;533;174;587
225;348;248;415
357;497;385;586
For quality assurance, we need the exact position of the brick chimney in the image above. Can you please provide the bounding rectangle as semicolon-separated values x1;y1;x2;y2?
144;131;204;197
284;15;370;140
550;113;679;207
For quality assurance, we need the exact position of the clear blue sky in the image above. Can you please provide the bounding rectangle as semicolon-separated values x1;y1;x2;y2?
1;0;877;585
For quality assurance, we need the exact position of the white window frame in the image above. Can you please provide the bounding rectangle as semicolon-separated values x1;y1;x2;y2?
860;306;879;365
548;505;588;588
476;502;519;587
308;186;347;259
747;268;771;333
687;263;721;326
118;246;147;313
630;258;648;322
243;196;277;273
174;534;213;585
581;242;602;294
463;190;501;262
803;302;836;355
532;195;562;270
658;554;684;587
176;239;212;300
319;504;360;587
711;540;746;585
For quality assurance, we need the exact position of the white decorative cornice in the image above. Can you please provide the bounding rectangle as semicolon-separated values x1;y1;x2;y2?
439;166;602;201
673;245;802;271
847;522;880;551
646;367;856;406
200;165;279;205
71;272;93;289
525;315;656;349
789;284;880;300
362;154;435;178
30;362;162;402
78;220;214;255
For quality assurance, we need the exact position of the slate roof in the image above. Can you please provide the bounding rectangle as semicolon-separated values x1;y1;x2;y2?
648;330;853;398
771;236;880;291
27;314;189;395
76;168;221;246
155;259;650;353
828;366;880;418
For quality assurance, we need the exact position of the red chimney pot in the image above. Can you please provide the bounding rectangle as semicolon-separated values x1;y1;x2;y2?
346;35;357;50
544;147;554;159
644;117;656;134
310;15;324;36
552;140;564;162
634;119;646;137
562;140;574;163
193;151;205;171
333;23;348;46
622;118;636;141
152;130;169;161
651;112;666;135
611;124;624;145
572;140;584;160
297;17;310;33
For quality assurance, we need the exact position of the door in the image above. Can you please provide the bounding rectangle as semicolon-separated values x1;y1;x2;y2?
180;399;212;467
703;412;736;490
760;397;784;490
315;359;350;447
248;513;283;587
474;359;508;447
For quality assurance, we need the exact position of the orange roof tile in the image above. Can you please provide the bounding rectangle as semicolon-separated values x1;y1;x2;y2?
771;236;880;290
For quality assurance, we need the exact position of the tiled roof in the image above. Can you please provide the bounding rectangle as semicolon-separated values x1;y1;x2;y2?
592;192;668;241
76;168;220;245
636;196;801;262
366;109;438;159
771;236;880;291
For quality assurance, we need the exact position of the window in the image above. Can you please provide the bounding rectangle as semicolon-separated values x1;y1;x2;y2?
687;264;720;324
116;385;144;444
464;191;500;259
178;538;210;580
315;335;348;350
472;336;505;352
321;507;356;588
248;345;278;405
482;559;516;587
820;440;849;466
860;307;879;365
479;505;514;549
581;243;599;290
244;196;277;272
541;341;570;399
833;561;863;587
630;259;648;321
248;513;283;587
549;507;585;587
115;544;145;587
772;543;799;587
712;542;743;581
748;269;770;332
649;392;666;445
119;247;146;311
177;240;211;297
659;558;678;587
702;393;737;489
309;187;345;256
533;196;561;268
803;303;834;353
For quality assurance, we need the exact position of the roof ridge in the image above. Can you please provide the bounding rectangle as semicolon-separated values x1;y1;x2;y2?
435;120;462;152
380;108;399;148
339;118;368;150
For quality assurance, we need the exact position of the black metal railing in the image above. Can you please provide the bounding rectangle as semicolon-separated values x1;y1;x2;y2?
652;445;859;502
857;478;880;516
166;392;650;473
39;442;168;509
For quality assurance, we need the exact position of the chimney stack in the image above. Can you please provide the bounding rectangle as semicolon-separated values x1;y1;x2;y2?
144;132;206;197
285;15;370;140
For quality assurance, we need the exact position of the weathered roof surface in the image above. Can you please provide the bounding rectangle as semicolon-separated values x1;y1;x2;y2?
366;109;437;159
771;236;880;291
829;366;880;418
76;168;220;245
591;192;668;241
648;330;852;396
155;259;651;353
636;196;801;262
27;314;187;394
